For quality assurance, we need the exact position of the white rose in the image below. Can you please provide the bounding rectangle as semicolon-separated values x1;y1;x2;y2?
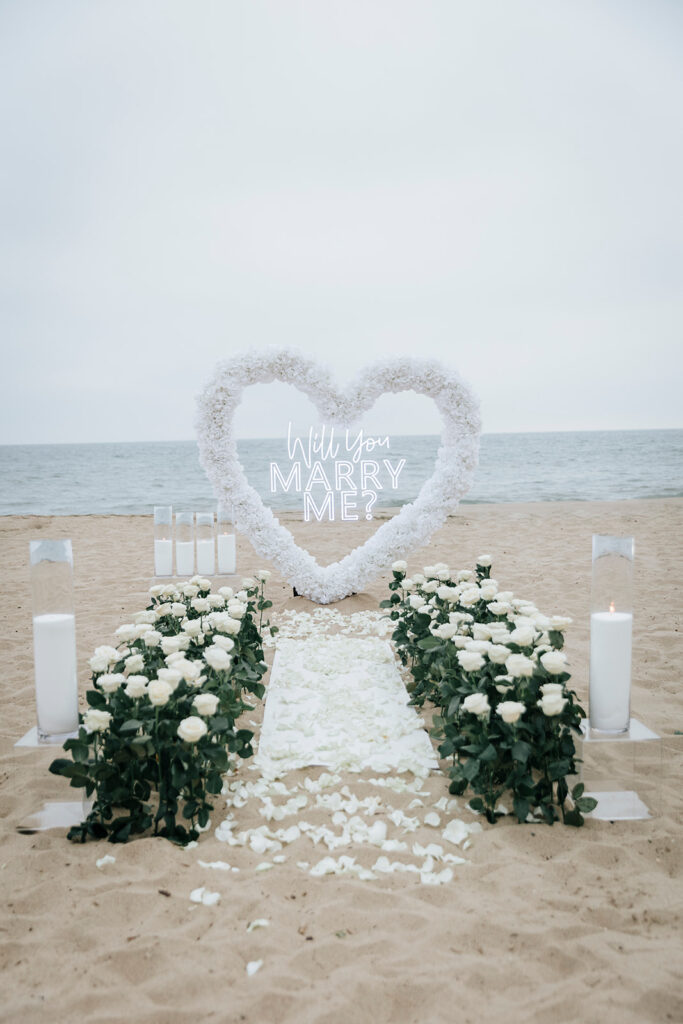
124;675;148;698
409;594;426;609
89;646;120;673
212;635;235;652
99;673;125;694
149;584;164;598
142;630;162;648
161;637;181;656
433;622;457;640
479;584;498;602
191;598;211;614
182;618;203;637
161;584;180;598
236;590;249;601
177;716;208;743
154;603;172;619
487;602;511;616
193;693;220;717
451;635;469;649
182;583;200;599
549;616;573;631
391;560;407;573
422;580;439;594
219;616;241;635
165;651;185;665
148;679;173;707
457;570;474;582
197;578;212;591
134;610;156;625
436;585;459;603
472;623;493;641
174;659;205;686
218;586;234;599
167;603;183;618
256;569;271;582
459;588;481;607
506;653;535;678
204;646;232;672
411;573;425;585
487;644;510;665
402;578;415;591
508;626;536;647
115;624;137;642
494;674;514;693
464;640;490;654
540;651;568;676
538;693;568;717
241;577;256;590
83;709;112;733
540;682;565;697
208;594;225;608
124;653;145;675
462;692;490;716
422;565;436;577
496;700;526;725
176;634;191;651
227;600;247;619
457;650;485;673
436;569;451;582
476;555;492;567
157;667;182;691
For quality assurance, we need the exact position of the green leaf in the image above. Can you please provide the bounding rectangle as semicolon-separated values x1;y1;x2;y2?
511;741;531;763
479;744;497;763
463;759;481;782
571;782;585;800
119;719;143;734
575;797;598;813
468;797;484;812
562;808;584;827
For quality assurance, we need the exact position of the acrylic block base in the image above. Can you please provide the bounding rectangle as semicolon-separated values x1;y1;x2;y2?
14;727;90;833
579;718;661;821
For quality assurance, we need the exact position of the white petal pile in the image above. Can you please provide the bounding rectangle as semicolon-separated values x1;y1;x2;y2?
190;886;221;906
255;637;438;777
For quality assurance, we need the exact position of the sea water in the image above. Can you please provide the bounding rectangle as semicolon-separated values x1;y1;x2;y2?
0;430;681;516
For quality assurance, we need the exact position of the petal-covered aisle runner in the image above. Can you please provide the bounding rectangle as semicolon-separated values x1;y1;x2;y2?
255;637;438;777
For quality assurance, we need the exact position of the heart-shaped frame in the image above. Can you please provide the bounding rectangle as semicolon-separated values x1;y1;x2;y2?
196;349;480;603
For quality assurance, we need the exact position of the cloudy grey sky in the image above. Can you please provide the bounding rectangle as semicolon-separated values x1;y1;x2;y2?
1;0;682;443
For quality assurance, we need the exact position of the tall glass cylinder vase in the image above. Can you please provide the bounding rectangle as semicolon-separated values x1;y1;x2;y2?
196;511;216;576
217;502;236;575
153;505;173;576
589;535;634;733
30;539;79;743
175;511;195;578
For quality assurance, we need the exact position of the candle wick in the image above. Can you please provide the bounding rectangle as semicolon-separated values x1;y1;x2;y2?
609;601;615;614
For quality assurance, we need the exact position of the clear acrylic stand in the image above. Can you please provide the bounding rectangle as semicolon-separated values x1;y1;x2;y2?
14;727;89;833
579;718;662;821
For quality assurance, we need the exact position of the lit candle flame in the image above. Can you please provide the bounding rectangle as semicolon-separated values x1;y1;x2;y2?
609;601;615;614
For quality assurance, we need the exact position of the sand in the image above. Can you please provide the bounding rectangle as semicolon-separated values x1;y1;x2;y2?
1;499;682;1024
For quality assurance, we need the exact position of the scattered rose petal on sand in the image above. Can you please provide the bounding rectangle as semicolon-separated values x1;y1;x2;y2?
246;919;270;932
190;886;220;906
246;960;263;977
96;855;116;869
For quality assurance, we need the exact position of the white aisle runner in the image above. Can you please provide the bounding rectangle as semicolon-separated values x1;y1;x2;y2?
255;637;438;778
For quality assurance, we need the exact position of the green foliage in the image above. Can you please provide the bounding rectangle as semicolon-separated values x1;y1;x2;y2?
50;574;273;845
382;560;591;827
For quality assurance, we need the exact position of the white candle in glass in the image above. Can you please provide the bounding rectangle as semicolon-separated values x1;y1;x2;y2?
196;538;215;575
154;538;173;576
589;604;633;732
175;540;195;577
33;612;79;739
217;533;236;574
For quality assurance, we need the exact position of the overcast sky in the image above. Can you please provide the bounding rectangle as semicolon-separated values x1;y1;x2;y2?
1;0;682;443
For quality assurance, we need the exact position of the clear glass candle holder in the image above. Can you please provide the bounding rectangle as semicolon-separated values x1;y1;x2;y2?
589;535;635;733
175;511;195;578
153;505;173;577
30;539;79;743
196;511;216;576
217;502;236;575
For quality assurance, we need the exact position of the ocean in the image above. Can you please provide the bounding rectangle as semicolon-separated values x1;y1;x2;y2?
0;430;681;516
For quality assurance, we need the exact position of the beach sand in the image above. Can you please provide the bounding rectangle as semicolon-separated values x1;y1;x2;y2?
1;499;682;1024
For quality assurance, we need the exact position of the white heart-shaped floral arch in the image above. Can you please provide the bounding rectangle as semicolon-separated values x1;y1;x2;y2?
196;349;481;603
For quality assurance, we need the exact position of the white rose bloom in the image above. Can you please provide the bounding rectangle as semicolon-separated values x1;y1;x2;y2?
191;597;211;614
115;624;137;642
212;635;235;652
472;623;493;641
177;634;191;651
227;600;247;619
449;611;472;625
451;635;469;649
496;591;514;602
479;584;498;602
465;639;490;654
550;616;573;631
177;716;208;743
487;602;511;616
457;650;485;673
160;636;181;656
124;675;148;698
487;644;511;665
166;603;183;618
134;610;157;625
496;700;525;724
161;584;180;598
154;603;172;619
208;594;225;608
436;569;451;582
506;653;535;678
538;693;568;717
476;554;492;567
540;682;565;697
219;616;241;636
433;622;458;640
533;614;551;630
218;586;234;599
409;594;426;609
149;584;164;598
165;651;186;666
540;651;568;676
459;588;481;607
124;653;145;675
83;709;112;733
457;570;474;582
157;667;182;691
174;659;205;686
89;646;120;673
411;573;425;585
148;679;173;707
182;619;203;637
422;580;439;594
422;565;436;578
197;578;212;591
141;630;162;648
204;646;232;672
193;693;220;717
256;569;272;581
402;578;415;592
494;674;514;692
462;692;490;716
182;583;200;599
392;560;407;573
508;626;536;647
99;672;125;694
436;585;459;603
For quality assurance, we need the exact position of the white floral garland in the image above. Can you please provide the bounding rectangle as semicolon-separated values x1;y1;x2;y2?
195;349;481;603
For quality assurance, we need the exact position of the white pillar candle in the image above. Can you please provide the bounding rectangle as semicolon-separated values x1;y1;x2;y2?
217;533;236;574
32;612;79;739
589;610;633;732
175;540;195;577
154;538;173;576
196;538;215;576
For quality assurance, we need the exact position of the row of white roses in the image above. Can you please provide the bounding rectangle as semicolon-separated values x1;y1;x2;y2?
83;573;271;745
391;558;571;719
